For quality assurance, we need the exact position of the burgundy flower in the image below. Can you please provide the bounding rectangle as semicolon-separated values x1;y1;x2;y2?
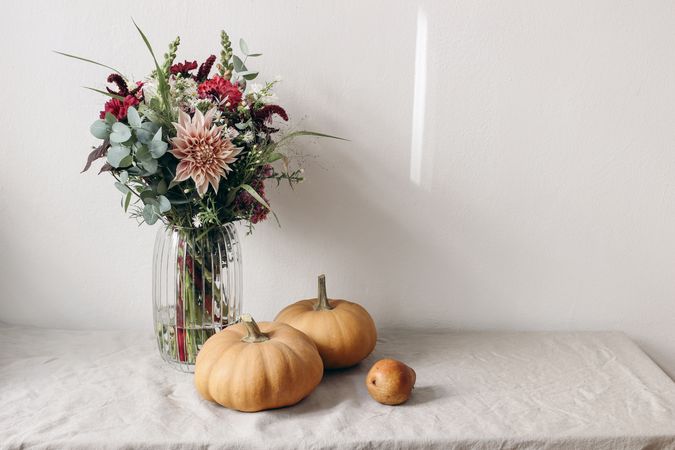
170;60;198;76
197;75;242;110
235;168;273;223
196;55;216;82
106;73;129;96
99;95;140;120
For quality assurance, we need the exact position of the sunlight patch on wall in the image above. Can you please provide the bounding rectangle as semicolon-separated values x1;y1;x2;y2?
409;6;431;191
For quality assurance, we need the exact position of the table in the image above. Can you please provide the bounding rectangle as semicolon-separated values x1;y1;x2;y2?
1;324;675;449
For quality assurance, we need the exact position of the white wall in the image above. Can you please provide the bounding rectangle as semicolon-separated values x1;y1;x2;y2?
2;0;675;376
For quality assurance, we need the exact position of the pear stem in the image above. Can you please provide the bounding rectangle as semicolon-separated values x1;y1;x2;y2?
240;314;270;343
315;274;333;310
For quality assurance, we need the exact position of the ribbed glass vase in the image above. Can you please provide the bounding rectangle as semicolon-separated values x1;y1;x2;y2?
152;222;242;372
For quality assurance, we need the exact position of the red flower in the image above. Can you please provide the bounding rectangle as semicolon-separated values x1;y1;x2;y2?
170;60;198;76
197;76;242;110
99;95;140;120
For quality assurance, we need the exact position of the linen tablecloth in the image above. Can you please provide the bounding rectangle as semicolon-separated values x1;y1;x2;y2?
1;324;675;449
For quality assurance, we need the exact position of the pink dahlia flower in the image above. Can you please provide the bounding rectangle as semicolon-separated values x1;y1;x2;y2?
170;108;241;197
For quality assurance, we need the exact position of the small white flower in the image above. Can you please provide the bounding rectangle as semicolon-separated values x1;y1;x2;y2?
242;131;255;144
192;215;203;228
226;127;240;139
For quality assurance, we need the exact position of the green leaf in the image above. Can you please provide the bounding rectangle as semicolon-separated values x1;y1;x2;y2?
157;195;171;213
131;18;173;121
239;38;249;56
119;170;129;183
241;184;270;210
114;182;130;194
83;87;124;101
123;191;132;212
109;122;131;143
90;120;110;139
142;204;159;225
278;130;349;145
105;113;117;125
149;140;168;158
141;158;158;174
136;122;159;144
135;144;151;162
107;145;130;168
118;155;133;168
267;152;284;163
156;179;168;195
242;72;258;81
140;190;156;201
232;55;246;73
127;107;142;128
247;53;262;57
53;51;125;76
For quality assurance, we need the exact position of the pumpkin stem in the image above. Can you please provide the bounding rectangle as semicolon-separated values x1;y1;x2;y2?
315;274;333;311
240;314;270;343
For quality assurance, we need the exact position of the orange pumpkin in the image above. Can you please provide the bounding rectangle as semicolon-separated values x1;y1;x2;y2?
194;314;323;412
275;274;377;369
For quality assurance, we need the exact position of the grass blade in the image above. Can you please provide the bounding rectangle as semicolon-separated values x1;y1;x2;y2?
131;18;173;122
241;184;270;210
83;87;124;100
278;130;349;146
53;51;124;76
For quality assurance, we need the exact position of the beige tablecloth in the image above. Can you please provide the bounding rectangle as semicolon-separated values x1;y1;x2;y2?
1;324;674;449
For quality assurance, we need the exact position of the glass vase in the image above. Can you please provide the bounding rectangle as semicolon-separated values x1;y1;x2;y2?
152;222;242;372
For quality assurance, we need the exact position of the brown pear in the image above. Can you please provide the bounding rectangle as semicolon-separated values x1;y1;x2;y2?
365;358;416;405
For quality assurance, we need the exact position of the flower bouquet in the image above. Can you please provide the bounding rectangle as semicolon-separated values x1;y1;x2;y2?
60;22;340;370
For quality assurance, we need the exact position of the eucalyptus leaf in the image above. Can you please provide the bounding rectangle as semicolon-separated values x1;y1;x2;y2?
149;140;168;158
152;127;163;141
119;171;129;183
114;182;130;194
135;144;152;162
157;195;171;213
90;120;110;139
127;107;142;128
136;122;159;144
247;53;262;57
232;55;246;73
140;190;156;201
239;38;249;56
106;145;130;168
109;122;132;143
142;204;159;225
242;72;258;81
141;158;158;174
